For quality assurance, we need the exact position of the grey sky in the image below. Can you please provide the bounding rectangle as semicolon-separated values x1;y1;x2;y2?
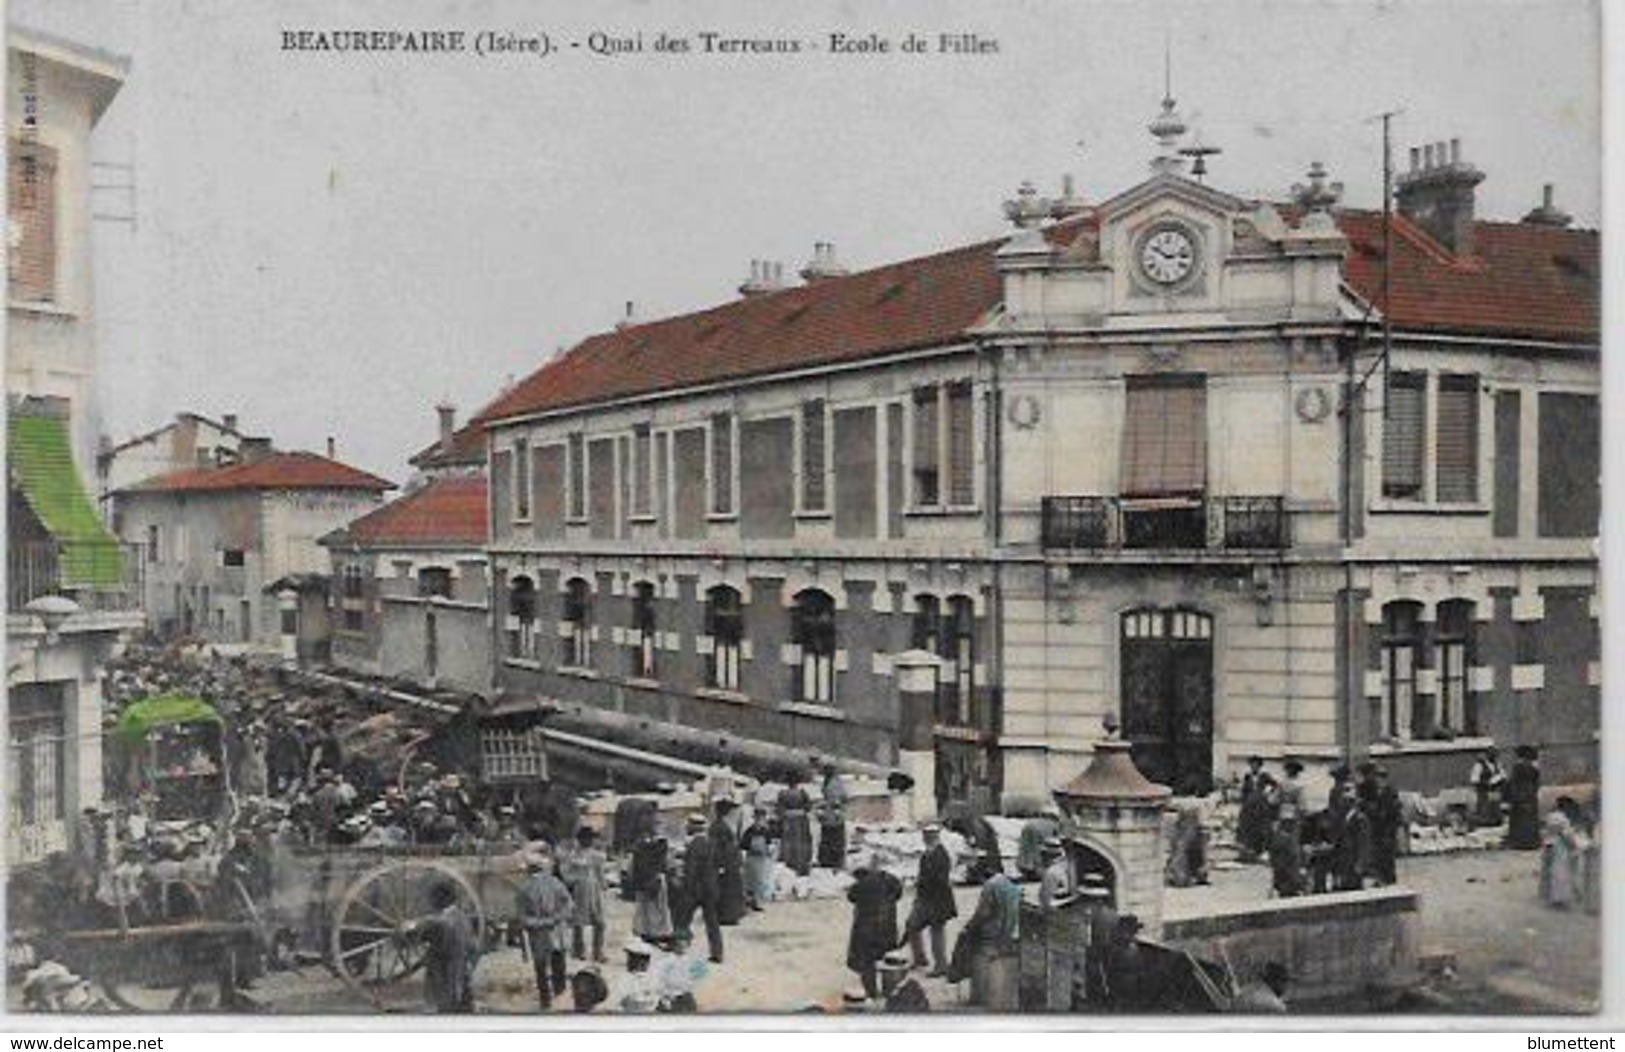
12;0;1601;480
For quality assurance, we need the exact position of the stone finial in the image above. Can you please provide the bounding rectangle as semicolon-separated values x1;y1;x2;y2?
1002;180;1052;231
1292;161;1344;214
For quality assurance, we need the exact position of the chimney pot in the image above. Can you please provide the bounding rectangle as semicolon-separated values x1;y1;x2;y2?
1450;138;1461;164
1544;183;1555;208
326;436;336;459
436;402;457;455
1409;147;1420;172
222;413;238;433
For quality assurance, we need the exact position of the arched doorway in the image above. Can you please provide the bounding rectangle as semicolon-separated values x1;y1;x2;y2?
1119;607;1214;796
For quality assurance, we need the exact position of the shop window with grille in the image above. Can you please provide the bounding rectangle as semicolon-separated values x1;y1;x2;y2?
8;687;65;833
791;588;837;705
630;582;658;679
705;585;744;691
1383;373;1427;499
562;577;592;668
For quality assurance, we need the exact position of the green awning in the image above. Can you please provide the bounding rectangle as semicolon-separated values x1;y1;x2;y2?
113;694;223;744
8;411;123;587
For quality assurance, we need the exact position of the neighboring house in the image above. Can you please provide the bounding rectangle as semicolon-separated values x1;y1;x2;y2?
322;472;491;694
97;410;260;522
113;449;391;648
473;103;1597;807
6;28;139;866
409;401;488;481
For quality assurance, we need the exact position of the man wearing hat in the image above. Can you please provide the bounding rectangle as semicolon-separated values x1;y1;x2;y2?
1506;745;1543;850
517;846;575;1009
1077;873;1117;1004
680;813;724;964
904;823;956;976
1366;765;1404;884
710;800;747;926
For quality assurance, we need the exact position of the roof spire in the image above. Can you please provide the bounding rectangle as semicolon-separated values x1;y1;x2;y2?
1148;33;1188;175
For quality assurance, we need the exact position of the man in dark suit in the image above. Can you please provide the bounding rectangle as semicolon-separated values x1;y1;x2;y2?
904;823;957;976
681;813;723;963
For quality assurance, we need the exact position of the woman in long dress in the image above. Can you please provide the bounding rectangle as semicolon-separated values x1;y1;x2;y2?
740;813;775;911
629;831;674;947
563;826;609;962
1539;800;1582;910
777;777;814;877
1505;746;1543;850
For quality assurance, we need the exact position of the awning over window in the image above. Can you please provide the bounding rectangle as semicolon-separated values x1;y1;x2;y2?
1121;376;1208;497
8;411;123;587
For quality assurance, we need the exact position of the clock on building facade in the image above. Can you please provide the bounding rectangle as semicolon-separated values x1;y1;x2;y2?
1135;221;1201;288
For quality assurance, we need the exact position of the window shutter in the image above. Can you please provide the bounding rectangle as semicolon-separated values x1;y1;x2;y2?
1383;373;1426;498
567;433;586;519
1121;376;1207;496
711;412;734;515
1436;375;1479;503
947;382;975;506
801;400;826;511
633;425;652;516
912;386;940;504
8;141;56;303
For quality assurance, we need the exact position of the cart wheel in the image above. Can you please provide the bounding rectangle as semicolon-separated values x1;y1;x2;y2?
329;860;482;1002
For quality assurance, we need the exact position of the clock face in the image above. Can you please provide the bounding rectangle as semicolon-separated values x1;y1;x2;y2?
1140;227;1197;285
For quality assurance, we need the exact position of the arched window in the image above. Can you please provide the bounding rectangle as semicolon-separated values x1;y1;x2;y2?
562;577;592;668
508;575;537;659
911;594;941;652
791;588;837;705
705;585;744;692
1436;600;1476;735
1380;601;1423;740
630;581;657;679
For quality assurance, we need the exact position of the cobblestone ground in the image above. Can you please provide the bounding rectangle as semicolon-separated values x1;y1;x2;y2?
244;846;1596;1016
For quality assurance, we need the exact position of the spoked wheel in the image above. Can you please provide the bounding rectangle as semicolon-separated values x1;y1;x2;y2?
328;860;481;1006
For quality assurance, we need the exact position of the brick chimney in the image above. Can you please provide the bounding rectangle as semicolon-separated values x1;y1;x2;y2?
1522;183;1572;228
436;401;457;455
240;436;273;463
738;259;785;297
1395;137;1485;256
798;242;848;283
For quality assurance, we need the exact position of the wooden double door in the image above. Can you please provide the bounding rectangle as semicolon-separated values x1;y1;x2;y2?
1120;608;1214;797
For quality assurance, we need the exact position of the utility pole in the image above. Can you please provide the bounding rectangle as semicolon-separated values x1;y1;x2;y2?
1341;107;1403;770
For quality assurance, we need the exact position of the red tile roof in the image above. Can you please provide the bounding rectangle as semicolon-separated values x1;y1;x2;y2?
124;451;393;494
481;237;1006;423
410;416;492;470
482;207;1596;424
324;474;487;548
1338;210;1599;342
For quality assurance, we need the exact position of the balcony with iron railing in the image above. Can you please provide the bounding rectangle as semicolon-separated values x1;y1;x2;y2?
8;539;145;615
1040;495;1290;553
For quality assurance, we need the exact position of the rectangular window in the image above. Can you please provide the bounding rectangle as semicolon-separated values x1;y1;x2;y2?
567;433;586;520
1436;374;1480;503
947;381;976;506
588;438;616;540
8;141;57;303
1382;372;1427;500
710;412;734;516
1436;601;1474;735
912;385;940;506
147;525;160;564
792;591;837;705
1380;602;1421;741
1537;392;1601;538
533;444;566;540
1121;375;1207;497
513;438;531;520
418;567;453;599
222;549;245;568
490;449;513;533
9;688;65;830
632;424;653;517
801;400;827;512
508;578;537;659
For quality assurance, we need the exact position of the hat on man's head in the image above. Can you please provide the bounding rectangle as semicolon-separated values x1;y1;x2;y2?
1283;759;1304;776
686;813;708;831
921;822;942;836
622;937;655;959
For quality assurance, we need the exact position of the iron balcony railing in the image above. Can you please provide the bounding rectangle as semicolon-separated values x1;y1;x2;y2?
1040;495;1290;552
8;539;145;614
